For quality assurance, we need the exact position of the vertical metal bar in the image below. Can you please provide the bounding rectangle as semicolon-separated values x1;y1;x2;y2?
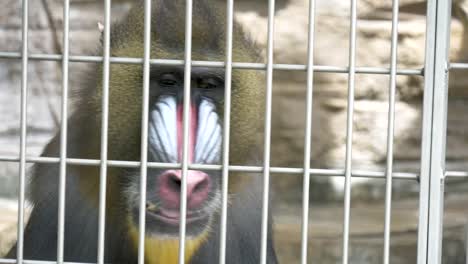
417;0;436;260
219;0;234;263
260;0;275;263
342;0;357;263
57;0;71;262
466;221;468;264
300;0;316;263
16;0;29;262
179;0;193;263
97;0;112;263
382;0;399;263
417;0;452;263
137;0;152;263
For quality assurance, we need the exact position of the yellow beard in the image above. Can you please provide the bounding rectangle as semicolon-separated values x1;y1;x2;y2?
128;224;208;264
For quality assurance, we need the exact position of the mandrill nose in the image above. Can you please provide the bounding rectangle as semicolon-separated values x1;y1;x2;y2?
158;169;211;209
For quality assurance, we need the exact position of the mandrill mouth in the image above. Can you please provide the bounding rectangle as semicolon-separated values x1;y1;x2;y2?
145;205;209;226
131;201;212;236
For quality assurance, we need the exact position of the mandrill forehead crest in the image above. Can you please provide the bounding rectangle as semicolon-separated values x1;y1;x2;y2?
108;0;260;62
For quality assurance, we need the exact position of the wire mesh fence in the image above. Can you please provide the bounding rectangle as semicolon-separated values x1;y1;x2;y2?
0;0;465;263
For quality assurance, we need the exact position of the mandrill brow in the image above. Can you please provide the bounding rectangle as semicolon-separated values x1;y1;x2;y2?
6;0;278;263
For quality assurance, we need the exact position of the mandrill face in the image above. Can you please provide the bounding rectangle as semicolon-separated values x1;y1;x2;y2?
90;0;264;242
126;66;226;237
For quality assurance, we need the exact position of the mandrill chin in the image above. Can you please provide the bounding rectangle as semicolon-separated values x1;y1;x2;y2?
6;0;278;263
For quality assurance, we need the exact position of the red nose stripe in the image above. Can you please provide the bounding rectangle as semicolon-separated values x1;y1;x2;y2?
176;102;197;162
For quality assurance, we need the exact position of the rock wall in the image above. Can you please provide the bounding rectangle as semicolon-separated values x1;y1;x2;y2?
235;0;468;201
0;0;133;197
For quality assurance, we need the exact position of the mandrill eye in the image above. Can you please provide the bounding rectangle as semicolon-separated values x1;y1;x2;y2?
159;73;179;87
198;77;222;90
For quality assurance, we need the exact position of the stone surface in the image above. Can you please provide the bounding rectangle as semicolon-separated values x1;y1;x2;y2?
235;0;468;202
273;190;468;263
0;199;20;257
0;0;132;198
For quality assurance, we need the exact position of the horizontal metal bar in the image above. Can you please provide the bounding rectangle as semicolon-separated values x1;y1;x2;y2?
445;171;468;177
0;259;95;264
0;52;423;75
0;155;418;179
449;63;468;70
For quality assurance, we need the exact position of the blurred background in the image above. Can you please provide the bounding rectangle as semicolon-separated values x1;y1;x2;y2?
1;0;468;263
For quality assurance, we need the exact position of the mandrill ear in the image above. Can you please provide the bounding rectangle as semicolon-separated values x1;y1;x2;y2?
97;22;105;46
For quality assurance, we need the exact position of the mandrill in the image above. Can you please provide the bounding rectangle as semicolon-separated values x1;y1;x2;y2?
6;0;278;263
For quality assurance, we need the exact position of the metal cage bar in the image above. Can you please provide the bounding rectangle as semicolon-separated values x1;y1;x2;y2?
382;0;399;263
218;0;234;263
0;52;423;75
300;0;316;263
0;0;462;263
417;0;452;263
15;0;29;263
137;0;152;263
259;0;275;263
96;0;112;263
57;0;71;262
178;0;194;263
0;154;424;179
449;62;468;69
342;0;357;263
0;260;95;264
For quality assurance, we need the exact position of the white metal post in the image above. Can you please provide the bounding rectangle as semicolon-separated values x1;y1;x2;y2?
417;0;452;263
